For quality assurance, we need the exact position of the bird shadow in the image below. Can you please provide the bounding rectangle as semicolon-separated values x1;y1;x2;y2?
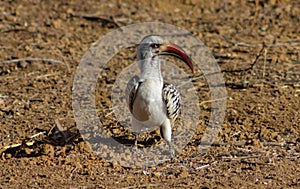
1;126;82;159
111;132;162;148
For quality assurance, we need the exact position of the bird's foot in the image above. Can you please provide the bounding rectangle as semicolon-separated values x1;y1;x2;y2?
166;141;176;159
131;134;139;154
131;144;138;154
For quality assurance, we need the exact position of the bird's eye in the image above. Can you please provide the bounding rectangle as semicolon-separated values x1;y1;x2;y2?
151;43;160;48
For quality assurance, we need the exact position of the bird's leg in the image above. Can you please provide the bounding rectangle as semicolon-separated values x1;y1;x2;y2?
130;132;139;154
131;118;141;152
160;119;175;156
166;141;175;157
134;132;139;149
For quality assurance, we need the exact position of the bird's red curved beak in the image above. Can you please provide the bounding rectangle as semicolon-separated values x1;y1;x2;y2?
159;43;194;73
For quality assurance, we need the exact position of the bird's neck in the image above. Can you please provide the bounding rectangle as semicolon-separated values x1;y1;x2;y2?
139;56;163;83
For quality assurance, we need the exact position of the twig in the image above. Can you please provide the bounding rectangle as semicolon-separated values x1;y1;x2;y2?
48;125;56;136
222;155;261;161
260;48;267;92
71;13;122;29
240;160;266;165
3;143;22;150
105;110;115;118
36;73;59;79
263;142;286;147
251;0;259;29
120;183;163;189
222;45;265;73
199;141;246;146
235;147;253;153
195;164;210;170
69;167;77;179
160;32;193;37
177;75;205;89
2;131;46;151
230;131;241;138
0;57;64;65
199;96;227;106
29;131;46;139
222;36;299;47
65;132;80;143
1;27;27;33
55;49;71;73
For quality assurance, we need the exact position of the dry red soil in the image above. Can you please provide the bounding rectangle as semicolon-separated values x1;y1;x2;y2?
0;0;299;188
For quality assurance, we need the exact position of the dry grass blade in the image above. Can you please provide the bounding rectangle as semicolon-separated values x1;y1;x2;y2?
221;155;261;161
1;131;46;152
120;183;163;189
195;164;210;170
0;57;64;64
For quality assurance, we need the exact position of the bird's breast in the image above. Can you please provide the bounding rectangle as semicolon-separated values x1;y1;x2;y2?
132;80;166;125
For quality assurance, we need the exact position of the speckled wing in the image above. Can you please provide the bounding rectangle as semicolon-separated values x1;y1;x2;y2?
162;83;181;123
125;75;140;114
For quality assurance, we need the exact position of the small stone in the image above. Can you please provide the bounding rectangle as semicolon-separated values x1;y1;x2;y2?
41;144;54;158
24;148;32;155
152;172;161;177
5;153;12;159
252;139;262;147
178;170;189;178
66;8;73;14
111;163;119;170
52;19;62;28
77;141;93;153
18;61;28;68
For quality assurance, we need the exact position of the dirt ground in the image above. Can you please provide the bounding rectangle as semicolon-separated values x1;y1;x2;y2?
0;0;299;188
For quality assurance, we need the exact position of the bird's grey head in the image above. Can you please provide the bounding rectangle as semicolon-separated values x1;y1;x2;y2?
136;35;194;74
137;35;164;60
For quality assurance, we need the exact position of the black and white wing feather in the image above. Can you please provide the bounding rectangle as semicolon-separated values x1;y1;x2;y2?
162;83;181;123
125;75;140;113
